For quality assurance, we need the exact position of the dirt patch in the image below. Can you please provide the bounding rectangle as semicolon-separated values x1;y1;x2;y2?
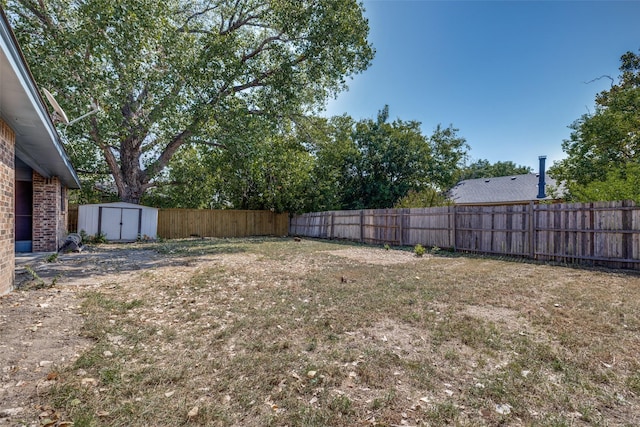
0;287;88;426
323;246;420;265
3;243;213;425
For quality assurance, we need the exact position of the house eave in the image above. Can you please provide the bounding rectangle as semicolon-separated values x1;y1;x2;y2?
0;8;80;189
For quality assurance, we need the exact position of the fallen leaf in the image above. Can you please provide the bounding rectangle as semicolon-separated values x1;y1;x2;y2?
81;378;97;387
307;370;317;378
495;403;512;415
187;406;199;419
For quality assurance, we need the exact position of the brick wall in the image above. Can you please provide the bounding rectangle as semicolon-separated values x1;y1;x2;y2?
0;119;15;295
32;174;67;252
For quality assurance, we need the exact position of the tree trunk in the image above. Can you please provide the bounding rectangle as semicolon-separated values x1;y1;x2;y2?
119;183;145;205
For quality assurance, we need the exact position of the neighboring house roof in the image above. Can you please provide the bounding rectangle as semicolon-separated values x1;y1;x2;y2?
448;173;563;205
0;8;80;188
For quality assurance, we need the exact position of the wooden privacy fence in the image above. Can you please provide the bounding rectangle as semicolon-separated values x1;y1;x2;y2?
157;209;289;239
68;205;79;232
290;201;640;270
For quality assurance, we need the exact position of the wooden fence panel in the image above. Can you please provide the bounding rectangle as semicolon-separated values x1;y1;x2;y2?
454;205;530;256
157;209;288;239
68;205;79;232
405;207;452;248
290;201;640;270
361;209;401;245
332;211;364;241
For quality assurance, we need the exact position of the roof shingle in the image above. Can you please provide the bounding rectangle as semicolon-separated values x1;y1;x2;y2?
448;173;561;205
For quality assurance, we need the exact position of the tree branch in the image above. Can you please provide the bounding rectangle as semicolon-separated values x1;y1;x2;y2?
89;115;125;197
18;0;52;28
177;5;221;32
143;129;193;182
584;75;614;87
232;54;307;93
191;139;227;149
75;169;112;175
241;32;285;62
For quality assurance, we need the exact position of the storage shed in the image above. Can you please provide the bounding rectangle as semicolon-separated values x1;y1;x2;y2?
78;202;158;242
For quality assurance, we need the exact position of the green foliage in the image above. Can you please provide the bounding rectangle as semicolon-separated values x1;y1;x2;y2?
80;231;107;244
144;115;316;212
550;50;640;201
143;105;468;212
45;252;59;263
460;159;532;180
6;0;374;204
309;106;468;210
394;188;451;208
414;244;425;257
566;163;640;203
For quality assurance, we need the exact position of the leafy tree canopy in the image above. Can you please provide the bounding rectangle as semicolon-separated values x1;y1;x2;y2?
561;163;640;204
6;0;374;203
144;106;468;212
550;50;640;196
394;188;451;208
460;159;532;180
333;106;468;210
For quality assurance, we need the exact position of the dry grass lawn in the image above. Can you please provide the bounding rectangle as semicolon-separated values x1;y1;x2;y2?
25;238;640;425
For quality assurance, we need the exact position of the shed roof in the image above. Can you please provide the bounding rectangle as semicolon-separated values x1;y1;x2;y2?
80;202;158;211
0;8;80;188
448;173;562;205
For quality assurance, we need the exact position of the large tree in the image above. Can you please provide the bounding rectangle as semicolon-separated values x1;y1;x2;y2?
329;106;468;209
550;50;640;199
6;0;373;203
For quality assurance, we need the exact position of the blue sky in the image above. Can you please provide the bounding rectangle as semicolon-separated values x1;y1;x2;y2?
324;0;640;171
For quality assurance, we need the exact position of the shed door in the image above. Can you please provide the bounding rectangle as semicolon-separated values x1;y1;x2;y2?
99;207;142;241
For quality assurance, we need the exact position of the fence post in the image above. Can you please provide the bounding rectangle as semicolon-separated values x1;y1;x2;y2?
528;201;535;259
398;210;403;246
451;205;457;252
330;212;335;239
360;210;364;243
